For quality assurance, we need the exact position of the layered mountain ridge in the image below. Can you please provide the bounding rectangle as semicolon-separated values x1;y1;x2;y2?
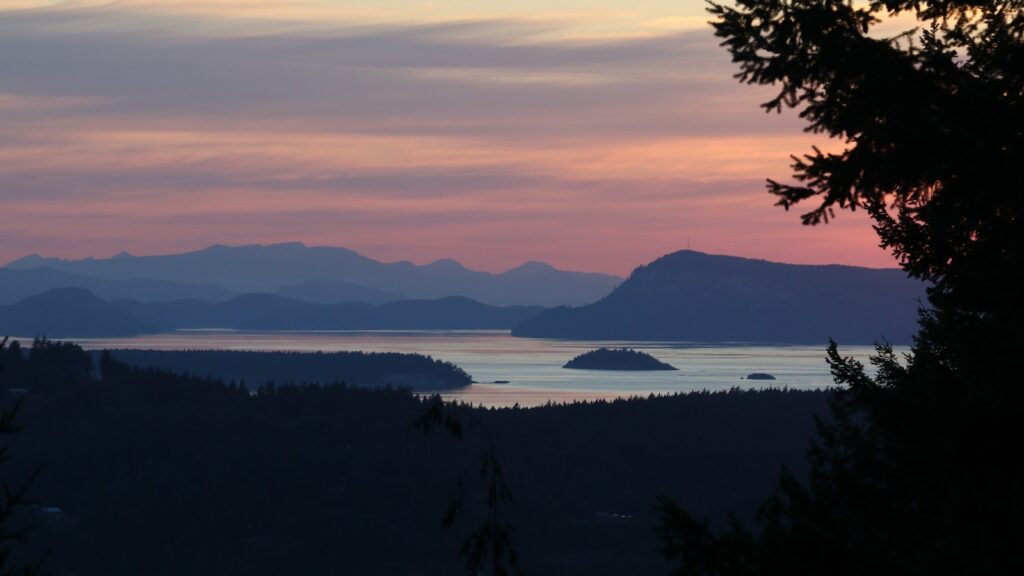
0;288;544;338
2;246;926;344
5;242;621;307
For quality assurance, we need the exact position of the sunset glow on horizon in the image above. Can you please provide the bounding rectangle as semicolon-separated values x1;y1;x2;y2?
1;0;899;275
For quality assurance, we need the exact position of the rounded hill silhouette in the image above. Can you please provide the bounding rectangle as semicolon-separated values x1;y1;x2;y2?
563;348;677;371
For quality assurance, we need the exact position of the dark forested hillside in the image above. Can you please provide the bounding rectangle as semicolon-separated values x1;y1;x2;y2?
2;339;826;575
514;250;926;344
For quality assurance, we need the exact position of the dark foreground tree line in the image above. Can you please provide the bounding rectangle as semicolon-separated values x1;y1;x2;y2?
1;338;826;575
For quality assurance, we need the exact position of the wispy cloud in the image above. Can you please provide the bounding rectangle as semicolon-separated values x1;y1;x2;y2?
0;1;893;273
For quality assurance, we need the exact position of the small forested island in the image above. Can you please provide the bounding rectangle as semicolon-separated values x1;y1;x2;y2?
563;348;677;371
745;373;776;380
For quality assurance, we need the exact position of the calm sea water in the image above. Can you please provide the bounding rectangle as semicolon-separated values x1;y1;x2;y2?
62;330;899;407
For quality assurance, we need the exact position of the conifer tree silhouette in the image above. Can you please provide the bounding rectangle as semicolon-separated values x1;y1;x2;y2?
416;397;522;576
658;1;1024;573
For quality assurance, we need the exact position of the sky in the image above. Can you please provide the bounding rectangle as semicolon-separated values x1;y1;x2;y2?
0;0;897;275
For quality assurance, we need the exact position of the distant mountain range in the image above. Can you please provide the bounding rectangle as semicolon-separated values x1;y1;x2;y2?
512;250;928;344
275;279;405;305
0;267;236;305
0;288;544;338
5;242;621;307
0;245;928;343
0;288;158;338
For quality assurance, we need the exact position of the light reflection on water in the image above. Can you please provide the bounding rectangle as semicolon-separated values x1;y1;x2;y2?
69;330;899;408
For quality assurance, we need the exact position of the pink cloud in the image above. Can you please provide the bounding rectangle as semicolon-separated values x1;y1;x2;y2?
0;4;897;275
